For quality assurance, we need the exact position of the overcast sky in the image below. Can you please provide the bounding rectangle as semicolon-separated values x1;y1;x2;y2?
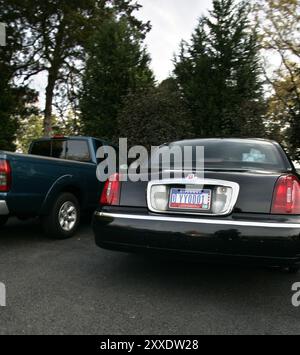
136;0;213;82
32;0;213;105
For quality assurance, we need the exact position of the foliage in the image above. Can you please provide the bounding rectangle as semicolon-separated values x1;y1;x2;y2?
80;16;155;141
16;115;44;153
255;0;300;160
256;0;300;60
0;0;150;136
54;110;82;136
265;72;300;156
0;19;38;151
17;110;84;153
117;79;194;148
174;0;266;138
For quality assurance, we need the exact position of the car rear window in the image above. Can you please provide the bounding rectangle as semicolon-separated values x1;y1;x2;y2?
149;140;287;171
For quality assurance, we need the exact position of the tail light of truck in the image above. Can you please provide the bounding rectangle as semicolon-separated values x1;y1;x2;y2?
271;175;300;214
100;173;121;206
0;160;11;192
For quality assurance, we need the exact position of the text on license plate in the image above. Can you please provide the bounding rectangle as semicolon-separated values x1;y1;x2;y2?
169;188;211;210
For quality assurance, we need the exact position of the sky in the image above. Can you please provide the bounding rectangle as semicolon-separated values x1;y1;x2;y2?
135;0;213;82
31;0;213;105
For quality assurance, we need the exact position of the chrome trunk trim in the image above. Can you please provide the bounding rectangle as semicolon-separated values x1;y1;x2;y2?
95;212;300;229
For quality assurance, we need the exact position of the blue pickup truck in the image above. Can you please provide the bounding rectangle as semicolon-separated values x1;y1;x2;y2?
0;136;107;239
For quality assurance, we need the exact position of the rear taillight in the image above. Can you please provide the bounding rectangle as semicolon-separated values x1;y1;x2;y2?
0;160;11;192
271;175;300;214
100;173;121;206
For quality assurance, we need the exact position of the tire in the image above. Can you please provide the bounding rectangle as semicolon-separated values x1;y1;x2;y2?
41;193;80;239
0;216;8;228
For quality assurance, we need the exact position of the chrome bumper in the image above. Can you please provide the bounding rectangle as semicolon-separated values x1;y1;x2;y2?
93;211;300;264
0;201;9;215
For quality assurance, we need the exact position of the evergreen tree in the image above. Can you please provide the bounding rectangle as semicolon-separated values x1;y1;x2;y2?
174;0;266;138
80;16;154;140
0;0;149;136
117;79;194;148
0;21;37;151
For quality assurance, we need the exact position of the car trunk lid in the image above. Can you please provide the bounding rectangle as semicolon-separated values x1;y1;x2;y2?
119;170;285;214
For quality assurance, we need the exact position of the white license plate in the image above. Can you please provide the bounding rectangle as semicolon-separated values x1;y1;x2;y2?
169;188;211;210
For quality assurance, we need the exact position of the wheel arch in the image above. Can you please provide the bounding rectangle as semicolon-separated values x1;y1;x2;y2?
40;175;84;216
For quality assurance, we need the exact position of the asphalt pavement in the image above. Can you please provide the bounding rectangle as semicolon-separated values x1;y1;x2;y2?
0;218;299;335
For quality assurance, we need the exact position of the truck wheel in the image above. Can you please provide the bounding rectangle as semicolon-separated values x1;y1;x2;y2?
42;193;80;239
0;216;8;228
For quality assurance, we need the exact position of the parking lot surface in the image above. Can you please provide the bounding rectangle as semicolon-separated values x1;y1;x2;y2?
0;218;299;335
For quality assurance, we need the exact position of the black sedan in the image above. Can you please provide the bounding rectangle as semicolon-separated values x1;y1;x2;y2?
93;138;300;273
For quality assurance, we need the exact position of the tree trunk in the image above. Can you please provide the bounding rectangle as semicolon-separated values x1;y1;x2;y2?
44;71;56;137
43;19;65;137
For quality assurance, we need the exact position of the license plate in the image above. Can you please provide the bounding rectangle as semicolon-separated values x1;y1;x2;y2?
169;188;211;210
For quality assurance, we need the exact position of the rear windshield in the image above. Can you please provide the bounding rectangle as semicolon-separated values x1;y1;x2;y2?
149;140;287;171
30;139;91;163
66;140;91;162
30;140;51;157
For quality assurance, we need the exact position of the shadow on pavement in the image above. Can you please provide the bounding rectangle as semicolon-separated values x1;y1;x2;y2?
90;247;300;304
0;217;91;245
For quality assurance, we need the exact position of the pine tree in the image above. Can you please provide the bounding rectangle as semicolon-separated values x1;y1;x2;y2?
117;79;194;148
174;0;266;138
0;19;37;151
79;16;154;140
0;0;149;136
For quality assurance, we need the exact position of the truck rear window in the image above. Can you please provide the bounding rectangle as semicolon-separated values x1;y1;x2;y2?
30;139;91;163
30;141;51;157
52;140;67;159
66;141;91;162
